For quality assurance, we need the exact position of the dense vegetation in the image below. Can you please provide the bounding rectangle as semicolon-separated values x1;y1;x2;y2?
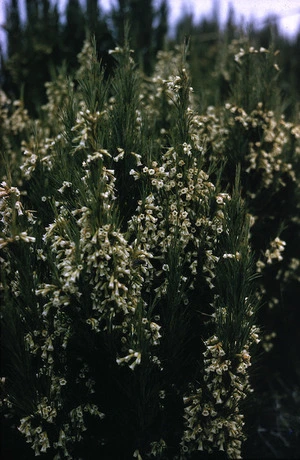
1;1;300;458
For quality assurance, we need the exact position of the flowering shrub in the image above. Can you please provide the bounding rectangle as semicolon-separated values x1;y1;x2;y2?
1;39;299;458
193;44;300;353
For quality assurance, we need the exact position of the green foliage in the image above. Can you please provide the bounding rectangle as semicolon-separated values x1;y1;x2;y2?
1;0;169;115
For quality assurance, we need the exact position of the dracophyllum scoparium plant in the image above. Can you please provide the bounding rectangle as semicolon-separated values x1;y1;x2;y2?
1;38;286;459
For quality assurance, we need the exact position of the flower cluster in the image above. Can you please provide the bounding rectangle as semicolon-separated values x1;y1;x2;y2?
264;237;286;264
195;101;299;196
128;142;222;301
42;74;74;133
0;181;36;249
182;331;259;458
18;400;105;458
0;91;31;186
0;91;29;137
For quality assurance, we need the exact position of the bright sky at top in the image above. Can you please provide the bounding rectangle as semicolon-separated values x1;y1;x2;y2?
1;0;300;47
101;0;300;38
